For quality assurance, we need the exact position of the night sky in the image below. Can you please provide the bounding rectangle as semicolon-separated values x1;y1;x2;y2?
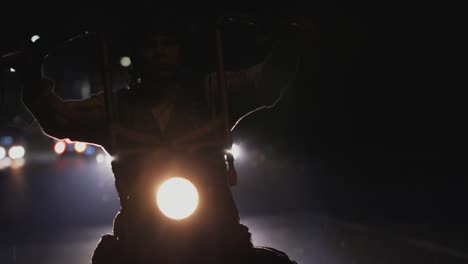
1;3;466;262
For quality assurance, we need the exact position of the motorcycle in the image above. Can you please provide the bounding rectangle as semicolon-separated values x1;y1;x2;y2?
1;15;302;264
91;146;297;264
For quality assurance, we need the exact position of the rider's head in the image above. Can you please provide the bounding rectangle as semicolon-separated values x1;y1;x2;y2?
126;14;211;97
136;27;181;82
130;16;190;88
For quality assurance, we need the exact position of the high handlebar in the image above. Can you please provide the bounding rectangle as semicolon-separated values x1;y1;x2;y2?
0;31;94;69
0;14;304;68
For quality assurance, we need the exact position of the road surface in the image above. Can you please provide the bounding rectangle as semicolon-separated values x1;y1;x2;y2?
0;153;466;264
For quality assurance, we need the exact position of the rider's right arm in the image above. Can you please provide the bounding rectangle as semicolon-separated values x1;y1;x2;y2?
21;77;109;145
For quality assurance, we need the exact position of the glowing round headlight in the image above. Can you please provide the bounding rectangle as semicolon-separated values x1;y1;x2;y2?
8;146;25;160
156;177;199;220
0;147;6;160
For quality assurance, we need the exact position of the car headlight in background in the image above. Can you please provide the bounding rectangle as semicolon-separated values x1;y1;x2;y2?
54;141;66;155
8;146;25;160
74;142;87;153
156;177;199;220
0;147;6;160
96;153;105;163
96;153;114;165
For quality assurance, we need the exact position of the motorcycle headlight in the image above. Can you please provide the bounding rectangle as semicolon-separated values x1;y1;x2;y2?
156;177;199;220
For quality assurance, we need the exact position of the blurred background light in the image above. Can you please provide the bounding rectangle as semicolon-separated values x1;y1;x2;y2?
120;56;131;67
229;143;242;159
0;147;6;160
1;136;14;146
84;145;96;156
31;35;40;43
54;141;66;155
74;142;87;153
8;146;25;160
96;153;104;163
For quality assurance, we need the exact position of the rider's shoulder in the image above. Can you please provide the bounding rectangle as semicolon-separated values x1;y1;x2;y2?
80;87;134;105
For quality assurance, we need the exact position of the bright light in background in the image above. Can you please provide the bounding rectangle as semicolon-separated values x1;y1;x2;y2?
156;177;199;220
8;146;25;160
0;136;13;146
9;67;16;72
30;35;40;43
84;145;96;156
0;147;6;160
96;153;114;165
120;56;131;67
54;141;66;154
74;142;87;153
96;153;104;163
228;144;242;159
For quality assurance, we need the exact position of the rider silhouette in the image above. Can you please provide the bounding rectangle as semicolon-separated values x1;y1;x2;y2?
18;14;305;263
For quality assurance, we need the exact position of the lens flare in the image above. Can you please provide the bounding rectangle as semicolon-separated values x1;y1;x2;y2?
54;141;66;154
156;177;199;220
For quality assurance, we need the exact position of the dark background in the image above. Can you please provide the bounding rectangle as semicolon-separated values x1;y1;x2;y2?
1;2;466;261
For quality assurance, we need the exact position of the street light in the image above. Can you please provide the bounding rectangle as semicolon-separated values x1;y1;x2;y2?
120;56;131;67
30;35;40;43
